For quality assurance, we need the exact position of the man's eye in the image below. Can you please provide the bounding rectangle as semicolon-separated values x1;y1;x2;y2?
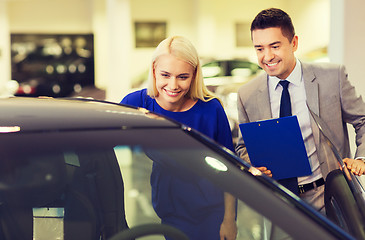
161;73;169;77
256;48;263;52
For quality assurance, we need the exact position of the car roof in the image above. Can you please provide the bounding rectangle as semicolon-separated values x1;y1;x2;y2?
0;97;179;132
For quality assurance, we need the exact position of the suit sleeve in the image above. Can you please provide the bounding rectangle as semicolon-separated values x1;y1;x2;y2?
235;87;251;164
339;65;365;158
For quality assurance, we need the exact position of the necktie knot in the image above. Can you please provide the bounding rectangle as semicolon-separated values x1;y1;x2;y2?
279;80;290;89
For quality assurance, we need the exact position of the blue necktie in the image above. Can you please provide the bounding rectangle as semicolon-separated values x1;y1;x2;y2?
278;80;299;195
279;80;291;117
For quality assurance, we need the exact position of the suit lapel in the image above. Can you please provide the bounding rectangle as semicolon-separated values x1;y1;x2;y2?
302;63;321;155
255;75;272;120
302;63;319;116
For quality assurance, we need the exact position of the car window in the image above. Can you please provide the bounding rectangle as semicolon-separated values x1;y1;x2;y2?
114;145;291;240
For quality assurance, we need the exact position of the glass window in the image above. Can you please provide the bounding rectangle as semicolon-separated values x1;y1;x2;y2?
115;145;291;240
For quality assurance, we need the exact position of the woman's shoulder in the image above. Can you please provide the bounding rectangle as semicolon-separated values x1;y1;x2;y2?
195;98;225;113
200;97;223;108
120;88;149;107
123;88;148;99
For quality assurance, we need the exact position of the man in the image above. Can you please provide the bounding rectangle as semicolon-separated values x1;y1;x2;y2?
235;7;365;212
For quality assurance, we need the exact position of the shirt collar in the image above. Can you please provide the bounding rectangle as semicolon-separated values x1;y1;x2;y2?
269;58;302;90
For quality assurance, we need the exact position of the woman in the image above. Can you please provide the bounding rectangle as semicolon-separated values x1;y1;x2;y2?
121;36;236;240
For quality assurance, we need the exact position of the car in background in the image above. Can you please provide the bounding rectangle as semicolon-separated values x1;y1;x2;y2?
202;59;261;92
0;97;363;239
202;59;263;143
11;34;95;98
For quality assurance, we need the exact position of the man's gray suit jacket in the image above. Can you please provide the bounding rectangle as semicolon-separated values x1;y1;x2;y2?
235;61;365;179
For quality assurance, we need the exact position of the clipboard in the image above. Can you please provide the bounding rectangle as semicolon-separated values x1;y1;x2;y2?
239;116;312;180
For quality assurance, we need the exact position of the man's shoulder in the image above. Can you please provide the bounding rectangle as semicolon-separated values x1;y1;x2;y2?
301;61;347;83
301;61;342;72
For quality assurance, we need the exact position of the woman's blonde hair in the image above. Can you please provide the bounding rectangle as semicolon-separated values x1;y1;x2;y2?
147;36;217;102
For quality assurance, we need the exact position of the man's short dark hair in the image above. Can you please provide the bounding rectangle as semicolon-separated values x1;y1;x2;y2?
251;8;295;42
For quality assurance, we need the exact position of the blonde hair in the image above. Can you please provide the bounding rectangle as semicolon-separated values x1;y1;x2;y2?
147;36;217;102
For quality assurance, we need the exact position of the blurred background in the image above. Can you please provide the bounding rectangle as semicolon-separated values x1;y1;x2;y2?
0;0;364;155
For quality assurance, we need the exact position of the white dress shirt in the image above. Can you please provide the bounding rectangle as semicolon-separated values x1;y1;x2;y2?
268;58;323;185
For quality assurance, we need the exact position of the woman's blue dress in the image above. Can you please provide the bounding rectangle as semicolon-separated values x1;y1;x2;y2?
121;89;234;240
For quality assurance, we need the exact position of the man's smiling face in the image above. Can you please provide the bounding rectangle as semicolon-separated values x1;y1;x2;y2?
252;27;298;80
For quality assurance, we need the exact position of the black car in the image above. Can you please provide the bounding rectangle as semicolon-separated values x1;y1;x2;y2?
0;97;362;240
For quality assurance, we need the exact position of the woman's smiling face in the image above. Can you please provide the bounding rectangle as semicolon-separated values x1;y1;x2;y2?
154;54;195;112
